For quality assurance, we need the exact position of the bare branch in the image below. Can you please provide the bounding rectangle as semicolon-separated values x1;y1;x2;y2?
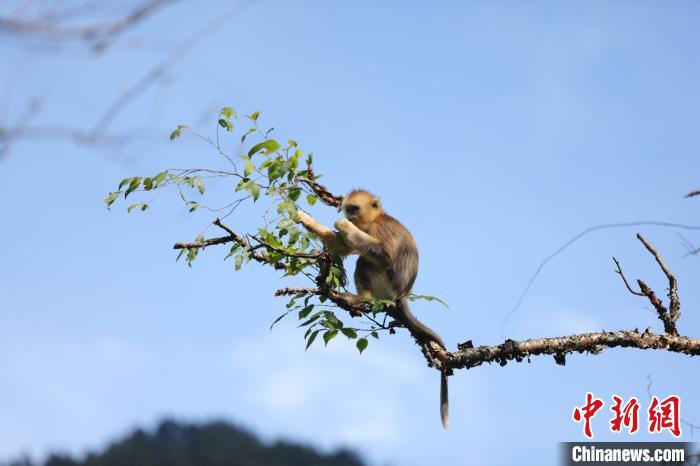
686;189;700;198
637;233;681;329
501;220;700;334
637;279;677;336
0;0;175;42
612;257;643;296
92;0;255;135
677;232;700;258
449;330;700;371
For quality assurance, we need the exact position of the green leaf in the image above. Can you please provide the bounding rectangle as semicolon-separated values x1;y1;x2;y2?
299;310;323;327
236;179;260;201
124;177;141;198
248;182;260;201
288;187;302;201
306;194;317;205
169;125;189;140
224;243;241;260
241;127;256;143
305;330;320;350
341;328;357;339
188;203;201;213
195;177;205;195
270;311;288;331
127;203;148;213
276;218;295;230
104;191;120;207
118;177;132;190
143;177;153;191
298;305;314;319
249;111;260;121
244;158;255;177
266;159;284;180
356;338;368;354
153;172;168;187
323;330;338;346
248;139;281;157
218;118;233;132
220;106;237;119
288;139;297;147
408;294;450;309
371;331;379;339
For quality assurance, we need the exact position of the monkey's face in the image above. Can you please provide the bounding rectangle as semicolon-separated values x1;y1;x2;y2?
343;189;382;225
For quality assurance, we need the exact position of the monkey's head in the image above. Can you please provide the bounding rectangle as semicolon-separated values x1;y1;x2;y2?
342;189;383;225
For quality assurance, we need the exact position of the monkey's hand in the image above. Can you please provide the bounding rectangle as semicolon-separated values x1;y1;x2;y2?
297;210;317;232
333;218;353;233
334;219;377;247
334;219;386;262
298;211;354;256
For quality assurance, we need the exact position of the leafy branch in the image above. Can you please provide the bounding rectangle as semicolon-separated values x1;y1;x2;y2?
106;107;700;383
106;107;446;356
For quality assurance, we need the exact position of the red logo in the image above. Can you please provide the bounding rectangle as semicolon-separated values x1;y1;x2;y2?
572;393;682;438
648;395;681;438
572;392;604;439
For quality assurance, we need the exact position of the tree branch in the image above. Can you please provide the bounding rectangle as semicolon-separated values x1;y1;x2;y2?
637;233;681;333
298;161;343;208
160;116;700;378
173;218;285;270
0;0;175;42
449;330;700;370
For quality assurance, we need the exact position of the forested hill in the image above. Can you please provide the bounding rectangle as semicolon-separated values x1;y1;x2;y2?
4;420;364;466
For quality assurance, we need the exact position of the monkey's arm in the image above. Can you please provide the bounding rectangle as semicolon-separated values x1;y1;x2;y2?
297;211;354;256
334;219;390;265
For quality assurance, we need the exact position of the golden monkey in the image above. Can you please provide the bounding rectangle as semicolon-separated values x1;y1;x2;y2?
297;189;449;428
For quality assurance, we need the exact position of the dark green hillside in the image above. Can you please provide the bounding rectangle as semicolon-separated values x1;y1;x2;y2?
4;420;364;466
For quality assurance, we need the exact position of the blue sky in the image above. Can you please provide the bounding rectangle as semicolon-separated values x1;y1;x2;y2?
1;1;700;465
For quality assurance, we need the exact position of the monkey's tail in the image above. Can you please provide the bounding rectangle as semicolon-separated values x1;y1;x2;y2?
441;370;449;428
395;298;449;428
395;298;445;348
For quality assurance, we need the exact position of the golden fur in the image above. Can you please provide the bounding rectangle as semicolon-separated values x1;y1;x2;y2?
297;189;449;428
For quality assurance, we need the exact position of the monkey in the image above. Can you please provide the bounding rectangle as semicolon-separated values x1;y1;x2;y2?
297;189;449;428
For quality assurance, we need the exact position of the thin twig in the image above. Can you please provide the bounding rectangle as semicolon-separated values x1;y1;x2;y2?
612;257;643;296
249;235;323;259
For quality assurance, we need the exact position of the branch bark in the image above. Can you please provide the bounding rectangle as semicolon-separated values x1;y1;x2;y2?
449;330;700;370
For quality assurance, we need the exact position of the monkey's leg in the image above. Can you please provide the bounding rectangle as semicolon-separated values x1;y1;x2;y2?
297;211;353;256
